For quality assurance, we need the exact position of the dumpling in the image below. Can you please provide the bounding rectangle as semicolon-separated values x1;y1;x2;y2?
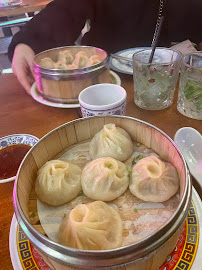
66;63;78;69
129;156;179;202
89;123;134;161
58;201;123;250
39;57;55;69
72;51;88;68
57;50;74;65
35;160;82;206
81;157;129;201
54;61;68;69
86;54;102;67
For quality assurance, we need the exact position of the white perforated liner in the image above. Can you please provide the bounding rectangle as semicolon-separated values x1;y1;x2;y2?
37;141;180;248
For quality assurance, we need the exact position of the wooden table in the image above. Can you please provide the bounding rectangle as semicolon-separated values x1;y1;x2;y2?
0;0;52;17
0;73;201;269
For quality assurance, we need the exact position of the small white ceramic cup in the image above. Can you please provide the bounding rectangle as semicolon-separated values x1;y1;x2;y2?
78;83;127;117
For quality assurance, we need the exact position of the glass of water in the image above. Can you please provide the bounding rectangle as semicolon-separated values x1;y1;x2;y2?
133;48;181;110
177;52;202;120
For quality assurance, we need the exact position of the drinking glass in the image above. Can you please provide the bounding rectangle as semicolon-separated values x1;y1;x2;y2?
133;48;181;110
177;52;202;120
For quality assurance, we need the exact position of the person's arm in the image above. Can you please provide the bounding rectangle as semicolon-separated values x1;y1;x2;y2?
8;0;94;93
167;0;202;48
8;0;94;61
198;42;202;51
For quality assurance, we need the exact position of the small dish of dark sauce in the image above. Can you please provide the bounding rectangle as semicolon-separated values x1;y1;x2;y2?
0;134;39;183
0;144;31;182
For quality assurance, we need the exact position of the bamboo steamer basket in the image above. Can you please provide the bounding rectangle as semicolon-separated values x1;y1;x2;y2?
13;116;191;270
33;46;110;103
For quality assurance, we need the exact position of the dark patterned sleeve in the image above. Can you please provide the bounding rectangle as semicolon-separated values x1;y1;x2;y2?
8;0;95;61
167;0;202;46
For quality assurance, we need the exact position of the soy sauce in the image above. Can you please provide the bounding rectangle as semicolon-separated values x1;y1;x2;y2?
0;144;31;180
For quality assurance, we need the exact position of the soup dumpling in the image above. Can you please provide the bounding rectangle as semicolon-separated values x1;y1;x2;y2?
58;201;123;250
81;157;129;201
86;54;102;67
129;156;179;202
39;57;55;69
35;160;82;206
72;51;88;68
66;63;78;69
57;50;74;65
89;123;133;161
54;61;68;69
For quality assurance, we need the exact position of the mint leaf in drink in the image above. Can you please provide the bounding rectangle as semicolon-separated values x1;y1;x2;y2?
184;79;202;110
195;96;202;110
184;80;202;100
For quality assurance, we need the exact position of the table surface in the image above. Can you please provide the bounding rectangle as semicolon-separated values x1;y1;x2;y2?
0;0;52;17
0;73;201;269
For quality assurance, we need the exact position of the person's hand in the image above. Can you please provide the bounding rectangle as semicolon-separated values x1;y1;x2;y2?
12;44;35;94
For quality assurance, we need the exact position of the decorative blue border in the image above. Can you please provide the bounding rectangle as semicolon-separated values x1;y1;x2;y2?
0;134;39;149
80;100;126;117
16;200;199;270
110;47;150;75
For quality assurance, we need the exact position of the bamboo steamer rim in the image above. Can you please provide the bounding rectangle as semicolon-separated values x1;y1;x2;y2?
33;45;109;76
13;115;191;268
